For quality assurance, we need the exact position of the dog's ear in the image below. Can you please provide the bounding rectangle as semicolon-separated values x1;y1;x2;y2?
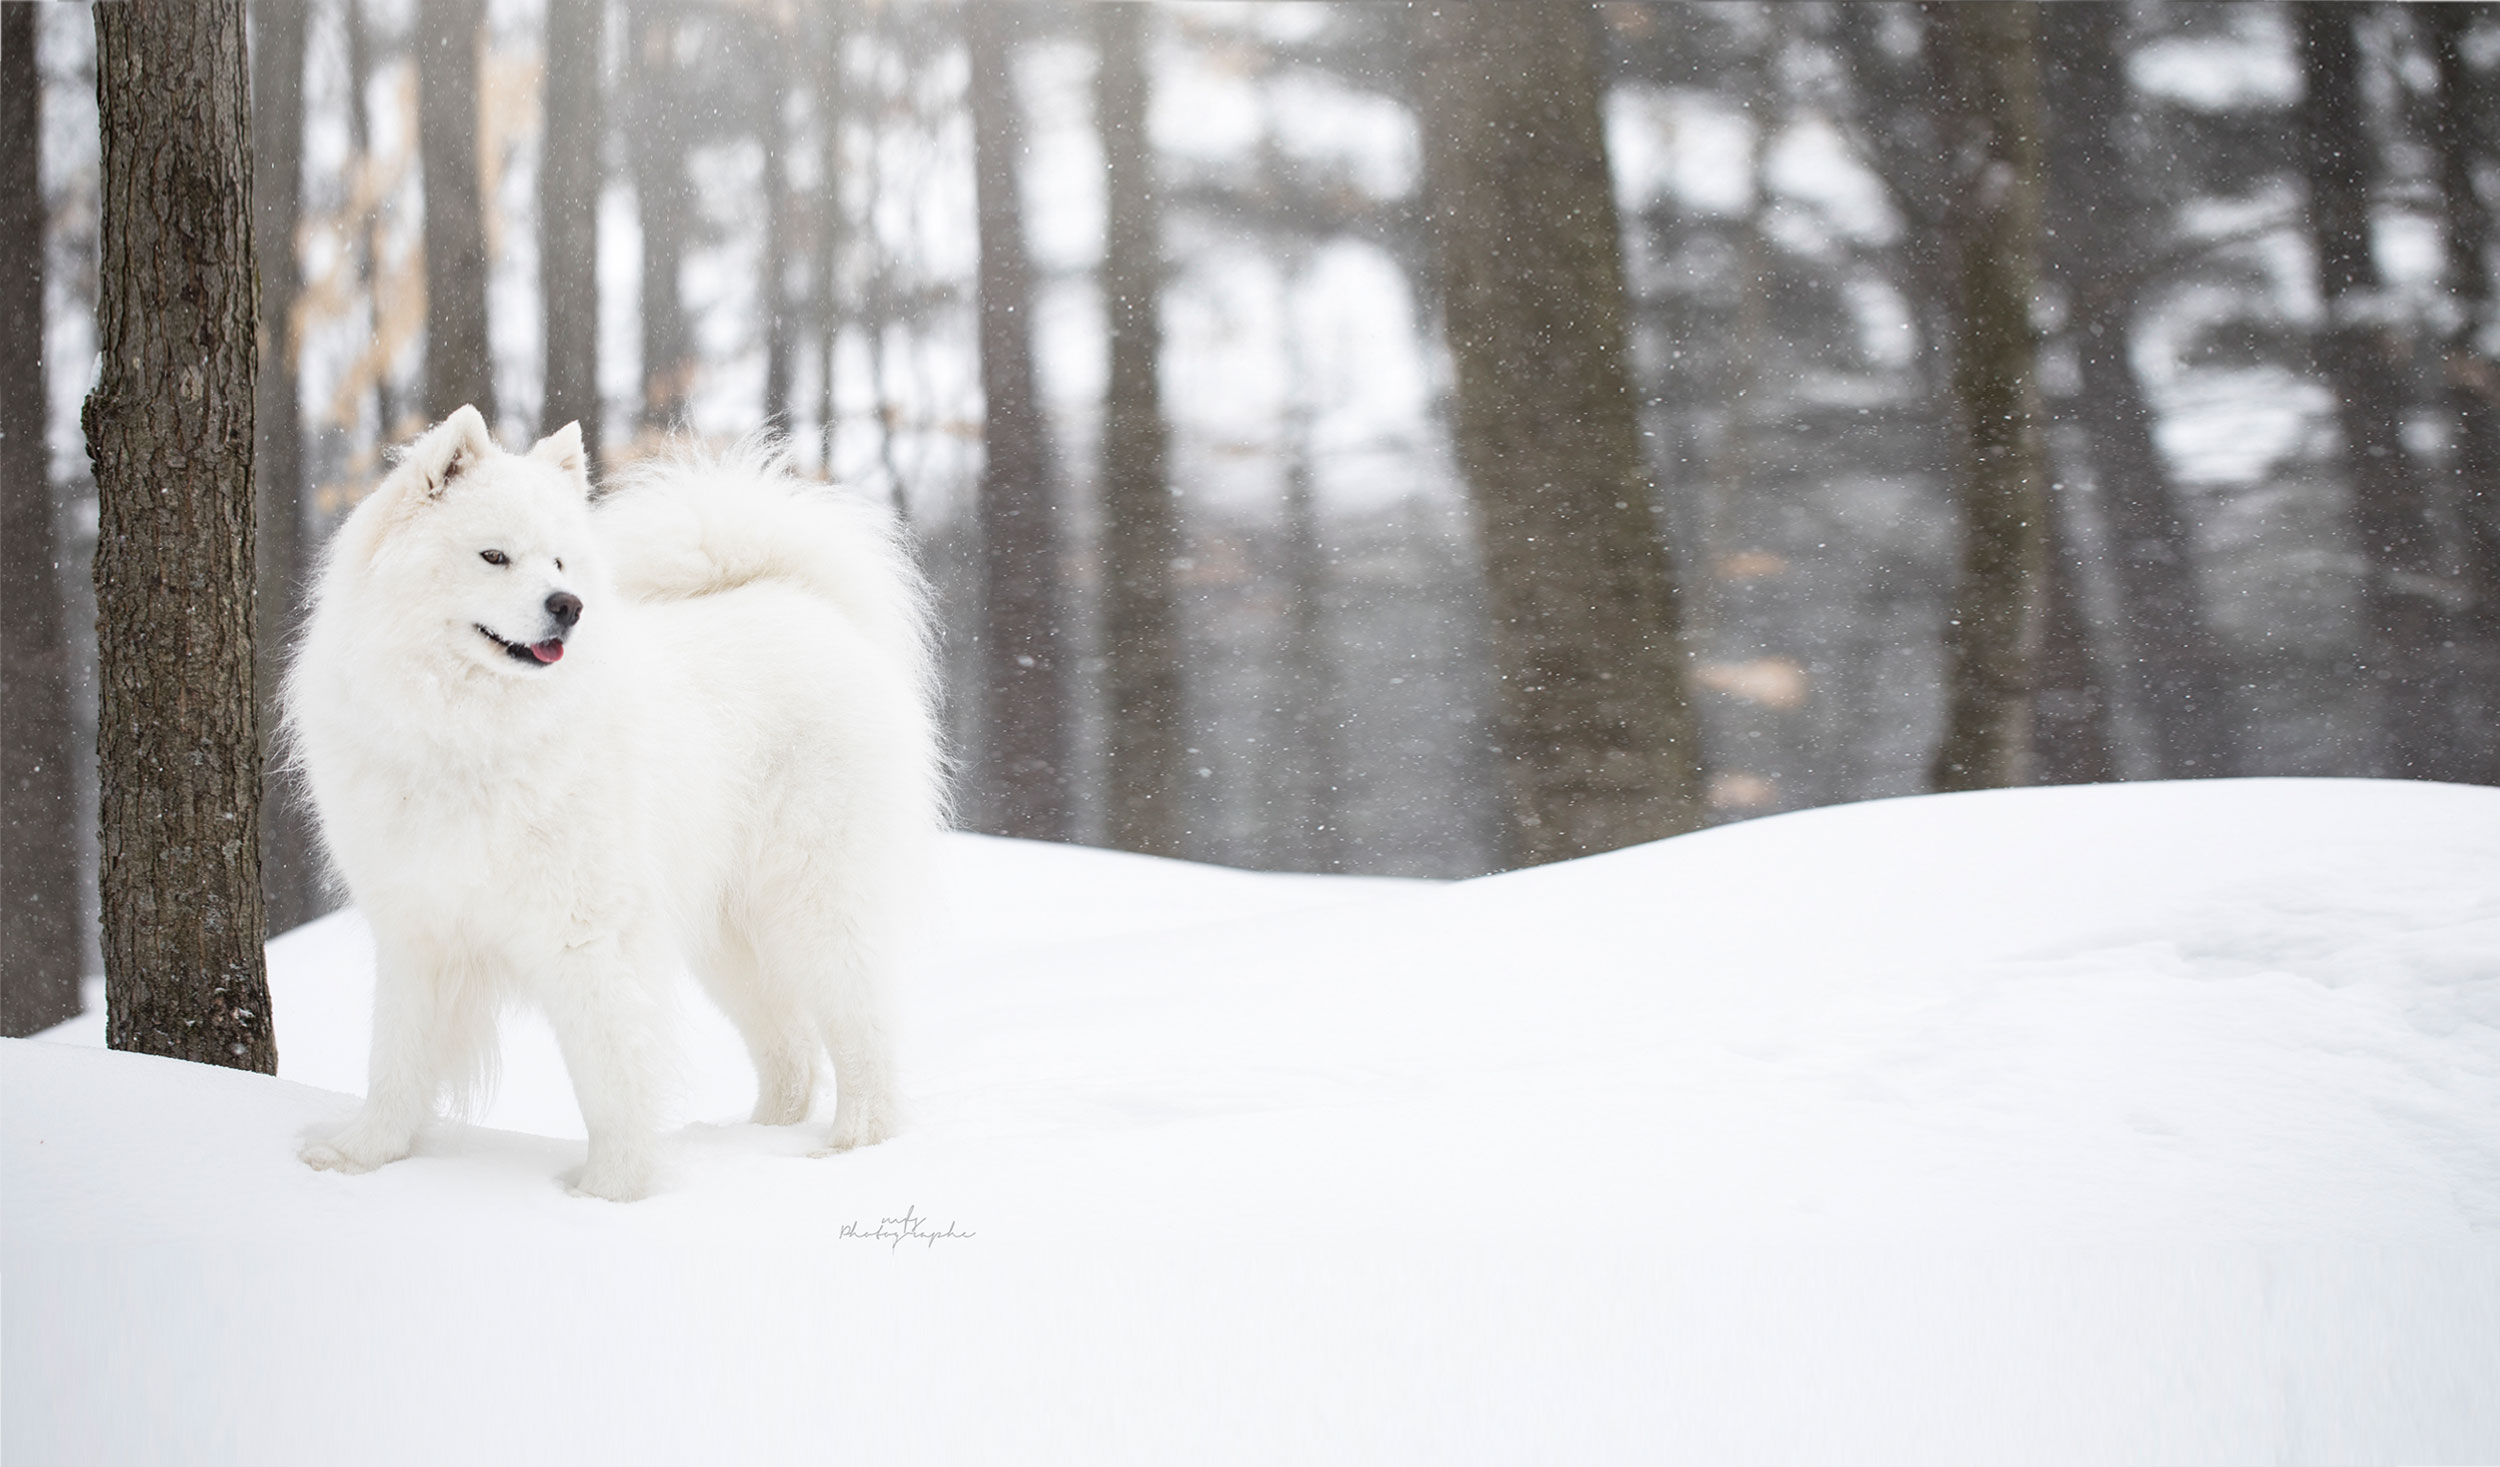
395;404;499;501
526;421;591;495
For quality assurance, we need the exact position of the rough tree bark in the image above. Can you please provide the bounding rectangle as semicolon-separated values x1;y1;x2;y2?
252;0;320;933
629;0;691;433
1413;0;1704;864
1924;2;2051;793
1;7;83;1037
968;0;1074;842
85;0;277;1071
2039;0;2238;779
419;0;493;423
1094;3;1189;858
2428;6;2500;785
2296;3;2457;781
541;0;603;462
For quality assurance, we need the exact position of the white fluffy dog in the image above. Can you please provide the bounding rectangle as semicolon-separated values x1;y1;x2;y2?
286;406;942;1200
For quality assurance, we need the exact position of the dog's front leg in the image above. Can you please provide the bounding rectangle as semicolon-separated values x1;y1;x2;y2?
301;944;451;1174
543;942;670;1202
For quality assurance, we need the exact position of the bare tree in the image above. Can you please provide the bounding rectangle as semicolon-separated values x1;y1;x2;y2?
1;7;82;1037
2039;0;2237;780
85;0;277;1071
2427;6;2500;785
2033;503;2118;785
1094;3;1189;857
1924;1;2051;793
758;12;800;428
541;0;604;461
419;0;493;423
2296;3;2457;781
813;5;850;470
968;0;1074;842
1414;0;1704;864
628;0;692;433
253;0;320;933
1274;394;1348;871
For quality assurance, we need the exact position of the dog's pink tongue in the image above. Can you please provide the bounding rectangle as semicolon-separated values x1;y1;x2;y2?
530;640;564;664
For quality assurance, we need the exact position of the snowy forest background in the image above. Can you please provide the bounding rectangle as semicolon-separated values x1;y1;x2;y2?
5;1;2498;991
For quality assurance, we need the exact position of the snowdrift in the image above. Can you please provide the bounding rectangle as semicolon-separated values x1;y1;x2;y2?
8;779;2498;1464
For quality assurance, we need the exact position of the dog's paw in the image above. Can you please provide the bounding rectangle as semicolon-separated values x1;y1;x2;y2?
299;1130;408;1175
563;1156;657;1203
749;1095;813;1128
811;1106;896;1158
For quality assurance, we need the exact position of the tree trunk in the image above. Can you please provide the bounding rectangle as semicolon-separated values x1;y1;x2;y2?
1;8;83;1037
252;0;320;935
345;0;405;443
2033;485;2118;784
2039;0;2238;779
541;0;603;463
2296;2;2458;781
760;16;798;429
419;0;493;424
629;0;691;434
85;0;277;1072
1924;2;2051;793
968;0;1074;842
815;5;849;472
1094;4;1189;858
1276;408;1347;871
1413;0;1704;865
2428;6;2500;785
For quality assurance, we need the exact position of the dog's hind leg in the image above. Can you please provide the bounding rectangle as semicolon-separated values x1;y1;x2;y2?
698;923;820;1126
764;923;896;1157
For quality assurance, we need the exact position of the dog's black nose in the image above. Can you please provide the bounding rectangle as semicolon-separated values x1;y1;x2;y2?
546;592;583;628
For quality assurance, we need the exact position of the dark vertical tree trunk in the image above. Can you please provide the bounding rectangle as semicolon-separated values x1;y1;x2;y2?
760;17;798;429
2039;0;2238;779
2296;3;2457;781
1;8;83;1037
419;0;493;423
968;0;1073;842
541;0;604;462
815;6;848;470
1924;2;2051;793
2033;489;2119;784
345;0;404;443
85;0;277;1072
1414;0;1704;865
1276;408;1347;871
1094;4;1189;857
629;0;691;434
252;0;319;934
2428;6;2500;784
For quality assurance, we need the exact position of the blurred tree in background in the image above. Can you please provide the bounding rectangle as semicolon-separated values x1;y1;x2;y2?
1;7;81;1037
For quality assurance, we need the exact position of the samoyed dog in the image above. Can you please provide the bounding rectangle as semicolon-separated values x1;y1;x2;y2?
286;405;942;1200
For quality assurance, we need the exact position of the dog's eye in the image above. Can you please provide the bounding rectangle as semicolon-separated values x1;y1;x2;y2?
554;558;564;572
480;549;509;567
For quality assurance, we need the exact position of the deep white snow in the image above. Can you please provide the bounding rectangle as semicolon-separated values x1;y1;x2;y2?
8;778;2499;1464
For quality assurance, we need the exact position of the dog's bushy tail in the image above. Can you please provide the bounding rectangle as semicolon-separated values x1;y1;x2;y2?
594;435;936;702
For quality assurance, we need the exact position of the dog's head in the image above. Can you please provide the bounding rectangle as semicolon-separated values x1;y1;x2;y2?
342;405;602;677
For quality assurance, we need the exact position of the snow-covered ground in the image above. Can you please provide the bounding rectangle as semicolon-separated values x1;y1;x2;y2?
8;779;2499;1464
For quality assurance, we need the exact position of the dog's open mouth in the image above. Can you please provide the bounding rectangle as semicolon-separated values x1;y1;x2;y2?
477;624;566;665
